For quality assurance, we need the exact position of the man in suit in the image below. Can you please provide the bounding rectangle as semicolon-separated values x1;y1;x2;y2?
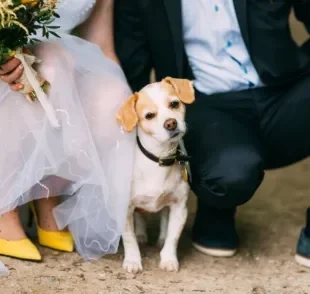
114;0;310;266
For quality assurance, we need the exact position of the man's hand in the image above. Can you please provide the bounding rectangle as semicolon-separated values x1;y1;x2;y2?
0;58;24;91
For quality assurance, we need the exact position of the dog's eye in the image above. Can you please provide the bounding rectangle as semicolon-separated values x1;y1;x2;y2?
170;101;180;109
145;112;156;120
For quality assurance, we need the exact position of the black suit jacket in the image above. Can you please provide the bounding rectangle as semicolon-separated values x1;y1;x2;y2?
114;0;310;92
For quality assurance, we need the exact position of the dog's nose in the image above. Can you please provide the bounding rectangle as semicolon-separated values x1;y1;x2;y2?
164;118;178;131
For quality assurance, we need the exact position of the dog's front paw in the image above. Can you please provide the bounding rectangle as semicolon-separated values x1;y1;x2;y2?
123;259;143;274
159;258;179;272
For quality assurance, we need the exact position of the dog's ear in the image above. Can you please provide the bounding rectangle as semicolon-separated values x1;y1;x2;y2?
163;77;195;104
116;93;139;132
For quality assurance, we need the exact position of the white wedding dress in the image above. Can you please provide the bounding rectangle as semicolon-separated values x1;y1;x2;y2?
0;0;135;274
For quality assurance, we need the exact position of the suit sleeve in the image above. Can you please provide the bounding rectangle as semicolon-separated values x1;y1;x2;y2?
114;0;153;92
293;0;310;33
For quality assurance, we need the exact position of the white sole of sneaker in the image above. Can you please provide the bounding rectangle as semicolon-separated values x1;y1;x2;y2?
192;242;237;257
295;254;310;268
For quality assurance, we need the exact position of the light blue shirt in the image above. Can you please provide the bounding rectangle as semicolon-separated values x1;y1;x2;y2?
182;0;264;95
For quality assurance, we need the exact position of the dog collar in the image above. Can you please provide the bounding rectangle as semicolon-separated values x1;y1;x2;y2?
136;136;191;167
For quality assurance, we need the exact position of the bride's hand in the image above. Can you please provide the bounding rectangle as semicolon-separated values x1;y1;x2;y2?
0;58;24;91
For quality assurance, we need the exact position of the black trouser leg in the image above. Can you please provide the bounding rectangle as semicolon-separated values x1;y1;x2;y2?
185;89;265;209
259;75;310;169
186;75;310;209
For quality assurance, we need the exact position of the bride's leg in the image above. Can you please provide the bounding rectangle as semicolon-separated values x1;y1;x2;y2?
0;209;26;240
34;176;70;232
35;197;63;231
31;177;74;252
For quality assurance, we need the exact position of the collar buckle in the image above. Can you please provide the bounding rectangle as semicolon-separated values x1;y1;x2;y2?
159;156;177;166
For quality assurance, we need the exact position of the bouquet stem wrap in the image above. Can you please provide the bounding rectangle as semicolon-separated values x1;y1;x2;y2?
14;48;60;129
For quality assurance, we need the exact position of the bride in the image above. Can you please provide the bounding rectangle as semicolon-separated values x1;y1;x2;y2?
0;0;134;273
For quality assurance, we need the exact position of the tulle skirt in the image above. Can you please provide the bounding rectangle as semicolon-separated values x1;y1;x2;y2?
0;35;135;274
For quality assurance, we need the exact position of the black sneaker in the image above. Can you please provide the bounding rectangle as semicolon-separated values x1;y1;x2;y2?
295;208;310;267
192;201;239;257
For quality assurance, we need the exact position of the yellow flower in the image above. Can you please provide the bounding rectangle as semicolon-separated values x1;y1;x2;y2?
21;0;39;7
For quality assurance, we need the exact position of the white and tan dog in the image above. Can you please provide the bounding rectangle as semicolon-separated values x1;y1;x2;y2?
117;77;195;273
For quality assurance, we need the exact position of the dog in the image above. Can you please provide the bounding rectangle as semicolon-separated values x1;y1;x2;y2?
116;77;195;273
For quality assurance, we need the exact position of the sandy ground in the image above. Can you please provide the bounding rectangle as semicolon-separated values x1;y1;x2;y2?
0;159;310;294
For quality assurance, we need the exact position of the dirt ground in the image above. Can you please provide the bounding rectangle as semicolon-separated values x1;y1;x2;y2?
0;159;309;294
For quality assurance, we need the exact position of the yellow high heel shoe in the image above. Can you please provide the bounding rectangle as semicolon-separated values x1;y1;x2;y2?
29;202;74;252
0;209;41;261
0;238;42;261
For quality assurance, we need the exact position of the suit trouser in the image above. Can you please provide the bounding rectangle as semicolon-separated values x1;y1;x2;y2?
184;75;310;209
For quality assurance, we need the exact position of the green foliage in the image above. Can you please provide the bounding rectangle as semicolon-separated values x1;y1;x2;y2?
0;0;60;64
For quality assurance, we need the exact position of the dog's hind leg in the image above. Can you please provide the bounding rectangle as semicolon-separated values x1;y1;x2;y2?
134;211;148;245
157;207;169;248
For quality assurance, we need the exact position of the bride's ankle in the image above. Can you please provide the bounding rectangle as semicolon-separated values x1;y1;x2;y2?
0;209;27;241
34;198;66;232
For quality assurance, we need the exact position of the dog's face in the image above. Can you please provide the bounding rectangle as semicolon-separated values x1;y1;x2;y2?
117;77;195;143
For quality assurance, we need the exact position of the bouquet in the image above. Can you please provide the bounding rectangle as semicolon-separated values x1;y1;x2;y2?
0;0;61;128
